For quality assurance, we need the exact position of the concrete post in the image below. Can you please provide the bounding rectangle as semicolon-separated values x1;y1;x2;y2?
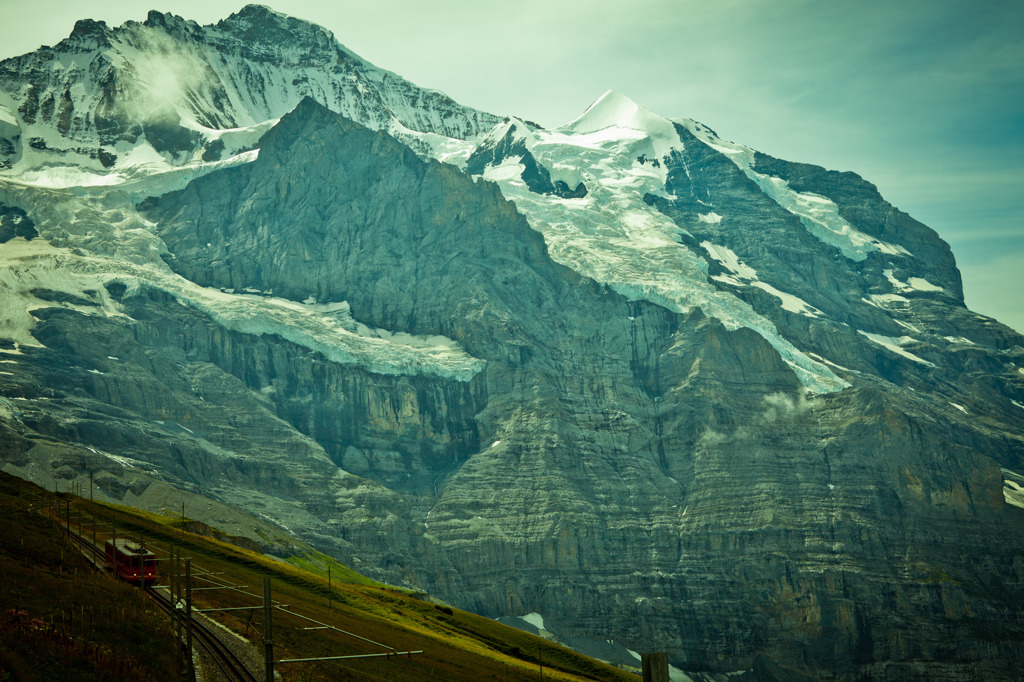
642;652;670;682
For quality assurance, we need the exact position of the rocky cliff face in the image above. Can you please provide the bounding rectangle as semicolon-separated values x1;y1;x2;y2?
1;9;1023;681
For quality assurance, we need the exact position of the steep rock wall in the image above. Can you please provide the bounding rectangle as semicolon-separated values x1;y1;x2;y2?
135;100;1024;679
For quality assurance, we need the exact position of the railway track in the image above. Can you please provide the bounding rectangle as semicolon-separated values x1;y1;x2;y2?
145;585;260;682
60;522;260;682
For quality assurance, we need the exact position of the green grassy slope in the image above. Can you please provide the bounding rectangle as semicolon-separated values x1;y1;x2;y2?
0;472;638;681
0;474;178;682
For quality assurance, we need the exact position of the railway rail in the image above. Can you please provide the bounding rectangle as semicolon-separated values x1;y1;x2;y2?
145;584;260;682
59;521;260;682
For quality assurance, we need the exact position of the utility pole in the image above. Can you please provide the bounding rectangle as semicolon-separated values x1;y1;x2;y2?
264;578;274;682
186;558;194;682
171;546;182;673
140;533;146;587
328;565;332;610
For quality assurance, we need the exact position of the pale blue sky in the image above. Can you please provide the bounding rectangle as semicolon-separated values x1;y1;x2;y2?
2;0;1021;332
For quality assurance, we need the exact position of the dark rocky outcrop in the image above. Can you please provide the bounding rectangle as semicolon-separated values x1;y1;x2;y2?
467;120;588;199
0;201;37;242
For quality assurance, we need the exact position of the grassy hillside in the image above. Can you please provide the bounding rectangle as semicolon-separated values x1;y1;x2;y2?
0;473;178;681
0;472;638;681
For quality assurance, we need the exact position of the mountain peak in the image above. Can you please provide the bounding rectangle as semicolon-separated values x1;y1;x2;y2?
231;4;292;24
69;18;109;37
566;90;645;132
561;89;681;161
217;3;333;44
563;90;679;144
60;18;114;51
269;95;349;135
141;9;195;31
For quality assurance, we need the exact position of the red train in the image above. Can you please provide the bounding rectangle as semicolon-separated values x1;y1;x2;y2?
105;538;157;583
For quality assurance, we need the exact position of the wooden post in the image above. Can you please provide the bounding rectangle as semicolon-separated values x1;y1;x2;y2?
328;565;332;610
641;652;670;682
264;577;274;682
186;558;194;682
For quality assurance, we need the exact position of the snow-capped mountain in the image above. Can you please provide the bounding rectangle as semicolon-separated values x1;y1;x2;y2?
1;8;1022;681
0;4;499;184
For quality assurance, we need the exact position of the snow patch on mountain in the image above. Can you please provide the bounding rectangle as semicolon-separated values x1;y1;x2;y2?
9;147;261;197
702;241;823;318
884;269;945;294
472;93;846;393
0;103;17;129
482;158;528;184
521;612;546;630
182;288;485;381
864;293;911;310
0;226;484;381
702;242;758;281
674;120;909;262
858;331;936;367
